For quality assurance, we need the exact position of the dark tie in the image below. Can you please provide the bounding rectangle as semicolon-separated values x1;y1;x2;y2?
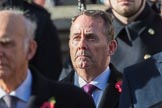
2;95;17;108
82;84;97;95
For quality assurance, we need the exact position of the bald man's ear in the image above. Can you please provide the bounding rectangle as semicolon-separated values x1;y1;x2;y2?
27;40;37;60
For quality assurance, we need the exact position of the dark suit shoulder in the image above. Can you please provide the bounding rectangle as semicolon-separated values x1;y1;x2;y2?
34;82;95;108
29;67;95;108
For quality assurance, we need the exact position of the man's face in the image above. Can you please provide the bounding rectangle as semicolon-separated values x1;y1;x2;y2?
69;15;113;72
109;0;144;17
0;12;34;80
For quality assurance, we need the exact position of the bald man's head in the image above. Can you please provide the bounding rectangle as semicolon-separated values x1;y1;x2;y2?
0;10;26;38
0;9;36;40
0;9;37;93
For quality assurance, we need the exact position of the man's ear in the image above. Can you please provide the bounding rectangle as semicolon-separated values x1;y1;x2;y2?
108;40;117;56
27;40;37;60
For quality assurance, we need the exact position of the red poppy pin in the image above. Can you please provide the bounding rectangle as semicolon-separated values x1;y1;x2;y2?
40;97;56;108
115;80;122;93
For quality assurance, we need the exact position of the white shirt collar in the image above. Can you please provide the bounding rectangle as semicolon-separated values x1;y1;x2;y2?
0;69;32;102
74;66;111;90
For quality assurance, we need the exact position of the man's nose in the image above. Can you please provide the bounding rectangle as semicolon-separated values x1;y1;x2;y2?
78;38;88;50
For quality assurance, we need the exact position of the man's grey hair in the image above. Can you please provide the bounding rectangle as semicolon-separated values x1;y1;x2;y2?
71;10;114;41
0;8;37;51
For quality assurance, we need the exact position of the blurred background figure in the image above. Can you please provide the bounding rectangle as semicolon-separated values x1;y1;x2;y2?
32;0;100;7
32;0;45;6
99;0;110;7
32;0;62;7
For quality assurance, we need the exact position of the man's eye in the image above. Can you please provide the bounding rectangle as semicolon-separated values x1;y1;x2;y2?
1;42;14;48
87;35;97;41
88;37;95;41
73;36;80;41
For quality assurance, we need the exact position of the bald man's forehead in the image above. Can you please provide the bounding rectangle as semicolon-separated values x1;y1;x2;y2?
0;10;25;26
0;10;24;20
0;10;27;38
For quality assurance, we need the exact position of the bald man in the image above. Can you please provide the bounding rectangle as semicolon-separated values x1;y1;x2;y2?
0;0;63;81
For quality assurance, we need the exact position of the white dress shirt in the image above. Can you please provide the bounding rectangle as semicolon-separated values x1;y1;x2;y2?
0;69;32;108
74;66;111;108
